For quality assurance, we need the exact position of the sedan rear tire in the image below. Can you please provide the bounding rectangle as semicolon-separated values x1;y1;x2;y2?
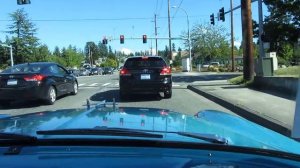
164;89;172;99
45;86;56;105
71;82;78;95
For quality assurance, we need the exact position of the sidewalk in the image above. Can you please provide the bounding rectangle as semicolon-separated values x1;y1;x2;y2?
188;80;296;136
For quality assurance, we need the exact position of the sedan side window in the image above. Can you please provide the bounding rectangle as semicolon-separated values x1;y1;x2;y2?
57;66;67;76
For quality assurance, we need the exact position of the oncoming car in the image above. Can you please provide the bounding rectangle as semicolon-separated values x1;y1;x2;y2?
119;56;172;99
0;62;78;105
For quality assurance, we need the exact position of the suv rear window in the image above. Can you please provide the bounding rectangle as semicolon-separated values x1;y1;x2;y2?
124;57;167;69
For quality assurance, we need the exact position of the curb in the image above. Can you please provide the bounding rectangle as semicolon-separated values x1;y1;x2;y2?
187;85;291;137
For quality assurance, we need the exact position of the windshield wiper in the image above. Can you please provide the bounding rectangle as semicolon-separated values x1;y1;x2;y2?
0;132;37;141
89;127;228;145
36;128;163;139
176;132;228;145
38;127;227;145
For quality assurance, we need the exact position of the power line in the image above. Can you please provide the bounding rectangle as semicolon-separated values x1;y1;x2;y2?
171;0;184;23
155;0;159;14
0;15;213;23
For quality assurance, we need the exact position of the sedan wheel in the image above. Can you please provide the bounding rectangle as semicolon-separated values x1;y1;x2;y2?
45;86;56;105
71;82;78;95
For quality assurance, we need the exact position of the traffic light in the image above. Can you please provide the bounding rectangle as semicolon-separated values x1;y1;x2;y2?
102;38;108;45
142;35;147;43
17;0;31;5
210;14;215;25
120;35;124;44
219;7;225;22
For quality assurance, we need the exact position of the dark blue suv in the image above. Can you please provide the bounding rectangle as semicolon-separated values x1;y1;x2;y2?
119;56;172;99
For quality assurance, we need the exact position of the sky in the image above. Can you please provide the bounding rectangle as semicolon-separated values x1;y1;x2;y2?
0;0;269;54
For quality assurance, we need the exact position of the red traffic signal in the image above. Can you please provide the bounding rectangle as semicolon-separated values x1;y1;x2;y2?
120;35;124;44
142;35;147;43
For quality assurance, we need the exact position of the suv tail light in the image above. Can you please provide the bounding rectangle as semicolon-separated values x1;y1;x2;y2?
120;68;131;76
160;67;171;75
24;74;46;81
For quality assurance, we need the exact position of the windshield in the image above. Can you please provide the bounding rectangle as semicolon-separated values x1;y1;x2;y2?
0;0;299;157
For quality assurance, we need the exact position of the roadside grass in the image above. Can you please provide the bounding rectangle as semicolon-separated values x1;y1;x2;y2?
228;75;253;86
274;66;300;78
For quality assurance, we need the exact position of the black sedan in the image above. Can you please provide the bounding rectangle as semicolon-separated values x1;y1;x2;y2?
0;62;78;106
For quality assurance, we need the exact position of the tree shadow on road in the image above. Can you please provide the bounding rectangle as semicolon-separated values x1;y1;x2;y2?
173;74;240;83
0;95;67;110
89;89;163;103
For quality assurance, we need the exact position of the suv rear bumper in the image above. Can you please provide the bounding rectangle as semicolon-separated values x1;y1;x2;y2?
120;79;172;94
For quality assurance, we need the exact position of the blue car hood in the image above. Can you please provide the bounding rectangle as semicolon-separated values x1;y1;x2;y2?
0;107;299;155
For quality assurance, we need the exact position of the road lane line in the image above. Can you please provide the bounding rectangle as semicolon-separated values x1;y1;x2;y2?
115;83;119;86
172;83;180;87
102;83;111;86
78;83;86;86
89;83;98;86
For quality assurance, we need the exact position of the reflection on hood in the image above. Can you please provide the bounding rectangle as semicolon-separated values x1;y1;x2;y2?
0;107;300;155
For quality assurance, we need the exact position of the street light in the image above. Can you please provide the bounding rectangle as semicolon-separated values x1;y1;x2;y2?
172;6;192;72
0;44;14;67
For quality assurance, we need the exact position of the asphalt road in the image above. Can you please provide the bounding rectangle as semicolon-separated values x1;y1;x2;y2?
0;72;240;116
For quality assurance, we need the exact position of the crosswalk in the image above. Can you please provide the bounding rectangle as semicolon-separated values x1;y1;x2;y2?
78;82;183;88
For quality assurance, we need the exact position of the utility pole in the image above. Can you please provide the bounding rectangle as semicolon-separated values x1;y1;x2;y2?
230;0;235;72
168;0;172;60
258;0;265;76
241;0;254;81
154;14;158;56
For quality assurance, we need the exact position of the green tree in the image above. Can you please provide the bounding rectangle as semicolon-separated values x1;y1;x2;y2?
98;42;108;58
188;23;230;62
53;46;61;57
172;43;176;52
262;0;299;62
35;44;51;62
84;42;100;65
7;8;39;63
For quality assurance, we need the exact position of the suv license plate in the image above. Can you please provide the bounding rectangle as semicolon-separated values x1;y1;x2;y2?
7;79;18;86
141;74;151;80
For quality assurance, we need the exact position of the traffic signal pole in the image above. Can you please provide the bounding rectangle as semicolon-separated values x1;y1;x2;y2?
168;0;172;60
154;14;158;56
230;0;235;72
241;0;254;81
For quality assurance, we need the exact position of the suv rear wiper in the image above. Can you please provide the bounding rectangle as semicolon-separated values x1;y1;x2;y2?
0;132;37;141
36;128;163;139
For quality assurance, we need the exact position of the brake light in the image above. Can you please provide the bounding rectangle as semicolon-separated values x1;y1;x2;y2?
160;67;171;75
120;68;131;76
142;56;148;60
24;74;46;81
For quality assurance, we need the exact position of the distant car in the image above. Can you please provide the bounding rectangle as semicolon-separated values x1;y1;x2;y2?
209;62;220;67
68;69;80;77
119;56;172;99
0;62;78;105
103;67;113;75
91;67;103;75
79;69;90;76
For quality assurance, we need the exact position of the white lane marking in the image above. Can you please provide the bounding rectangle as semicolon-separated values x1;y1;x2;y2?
89;83;98;86
78;83;86;86
115;83;119;86
172;83;180;87
102;83;111;86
